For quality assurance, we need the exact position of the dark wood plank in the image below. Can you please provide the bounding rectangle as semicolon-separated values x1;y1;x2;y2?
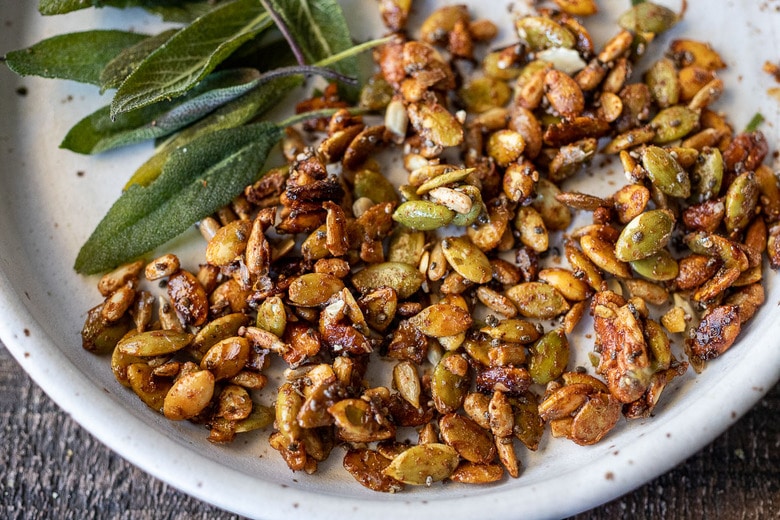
1;343;777;519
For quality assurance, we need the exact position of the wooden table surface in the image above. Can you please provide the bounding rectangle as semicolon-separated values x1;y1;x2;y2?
0;340;777;520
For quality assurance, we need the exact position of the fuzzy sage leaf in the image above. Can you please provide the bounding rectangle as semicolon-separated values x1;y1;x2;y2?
110;0;272;117
74;121;284;274
100;29;179;93
4;30;148;85
63;68;266;154
125;74;302;188
38;0;213;16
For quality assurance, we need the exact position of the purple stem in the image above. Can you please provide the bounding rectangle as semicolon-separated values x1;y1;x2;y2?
259;0;307;67
260;64;357;85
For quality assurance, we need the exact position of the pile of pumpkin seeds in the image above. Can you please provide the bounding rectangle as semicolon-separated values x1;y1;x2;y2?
82;0;779;491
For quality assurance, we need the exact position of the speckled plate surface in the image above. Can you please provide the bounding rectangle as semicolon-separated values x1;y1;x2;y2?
1;1;779;519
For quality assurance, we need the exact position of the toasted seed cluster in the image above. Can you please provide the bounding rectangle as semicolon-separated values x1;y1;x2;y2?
82;2;777;491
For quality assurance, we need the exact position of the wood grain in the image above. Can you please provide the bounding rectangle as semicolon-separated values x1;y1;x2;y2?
0;343;777;519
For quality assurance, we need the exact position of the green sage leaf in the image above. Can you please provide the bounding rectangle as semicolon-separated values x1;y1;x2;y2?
63;68;264;154
145;1;222;22
74;121;284;274
4;30;147;85
111;0;272;117
38;0;213;16
126;74;302;187
264;0;358;101
100;29;179;92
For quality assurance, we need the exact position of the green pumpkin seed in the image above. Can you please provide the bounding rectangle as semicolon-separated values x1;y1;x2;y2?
416;168;474;195
450;185;485;227
528;329;569;385
301;224;329;261
685;232;749;271
82;304;133;354
480;318;541;344
618;2;678;34
431;352;470;414
641;146;691;198
505;282;571;319
409;303;472;337
615;209;675;261
689;147;724;203
532;178;572;231
392;200;455;230
630;250;679;281
441;235;492;284
288;273;345;307
388;228;426;266
127;363;172;413
645;318;671;371
724;171;759;234
651;106;700;144
256;297;286;338
516;16;576;51
511;393;543;451
459;77;512;114
191;313;249;359
234;403;275;433
354;168;399;204
118;329;193;357
646;58;680;108
352;262;425;299
383;443;460;485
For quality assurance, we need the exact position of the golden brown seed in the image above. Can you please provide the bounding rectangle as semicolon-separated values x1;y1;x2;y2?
661;306;687;334
505;282;571;319
145;254;180;281
101;284;136;323
538;383;590;421
476;286;518;318
670;39;726;70
206;219;252;267
163;370;215;421
98;260;144;297
127;363;172;413
580;234;631;278
487;129;526;167
449;462;504;484
570;393;621;446
343;449;404;493
439;413;496;464
393;361;422;409
514;206;549;253
687;305;741;361
441;236;493;284
383;443;460;486
544;69;584;119
167;270;209;327
200;336;251;380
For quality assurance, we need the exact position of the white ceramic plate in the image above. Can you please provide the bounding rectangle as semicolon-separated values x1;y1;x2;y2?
1;1;778;519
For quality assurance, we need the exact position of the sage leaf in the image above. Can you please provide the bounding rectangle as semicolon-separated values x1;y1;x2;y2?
4;30;147;85
110;0;272;116
38;0;211;16
125;74;302;187
74;121;284;274
63;68;265;154
263;0;359;101
100;29;179;92
145;1;221;22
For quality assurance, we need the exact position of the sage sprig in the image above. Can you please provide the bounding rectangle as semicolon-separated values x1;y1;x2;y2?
6;0;376;273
